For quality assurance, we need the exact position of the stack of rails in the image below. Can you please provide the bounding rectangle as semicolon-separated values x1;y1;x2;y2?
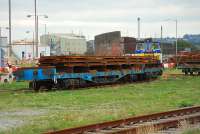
169;52;200;75
39;56;160;71
14;55;163;91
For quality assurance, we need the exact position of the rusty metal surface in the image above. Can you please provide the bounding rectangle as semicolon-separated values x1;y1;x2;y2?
44;106;200;134
39;56;160;68
94;31;123;56
169;52;200;64
121;37;137;54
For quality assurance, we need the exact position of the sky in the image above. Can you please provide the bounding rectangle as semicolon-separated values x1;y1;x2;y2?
0;0;200;41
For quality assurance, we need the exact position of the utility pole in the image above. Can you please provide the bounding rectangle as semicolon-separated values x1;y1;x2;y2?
8;0;12;57
0;27;1;37
175;19;178;57
175;19;178;67
45;24;47;35
137;17;141;40
161;25;163;52
34;0;38;58
33;32;35;58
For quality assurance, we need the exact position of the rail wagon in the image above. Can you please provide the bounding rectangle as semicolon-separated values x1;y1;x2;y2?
14;56;163;91
169;52;200;75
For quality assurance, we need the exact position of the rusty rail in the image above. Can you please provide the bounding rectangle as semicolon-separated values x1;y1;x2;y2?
39;56;160;68
44;106;200;134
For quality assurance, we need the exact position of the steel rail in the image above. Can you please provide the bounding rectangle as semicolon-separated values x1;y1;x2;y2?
44;106;200;134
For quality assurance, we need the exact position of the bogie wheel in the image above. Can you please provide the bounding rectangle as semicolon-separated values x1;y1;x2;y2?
33;80;40;92
29;82;33;89
46;84;53;91
185;71;188;75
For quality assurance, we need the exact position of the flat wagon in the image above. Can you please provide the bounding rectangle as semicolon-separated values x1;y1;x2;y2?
14;56;163;91
169;52;200;75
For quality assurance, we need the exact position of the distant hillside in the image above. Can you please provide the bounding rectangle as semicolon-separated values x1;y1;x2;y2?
183;34;200;45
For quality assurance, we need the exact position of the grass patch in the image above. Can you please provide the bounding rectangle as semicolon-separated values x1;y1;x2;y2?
0;82;28;90
163;68;182;74
183;129;200;134
0;72;200;134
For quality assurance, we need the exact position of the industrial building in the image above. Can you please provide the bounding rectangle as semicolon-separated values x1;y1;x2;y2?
12;40;50;60
40;33;87;56
0;36;8;67
94;31;137;56
121;37;137;54
95;31;123;56
86;40;95;55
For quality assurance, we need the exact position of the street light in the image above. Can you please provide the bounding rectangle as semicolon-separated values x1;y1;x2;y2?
27;14;48;58
26;31;35;59
165;19;178;56
137;17;141;40
0;27;9;37
8;0;12;58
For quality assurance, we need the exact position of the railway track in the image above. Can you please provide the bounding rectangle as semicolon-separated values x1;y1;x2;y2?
44;106;200;134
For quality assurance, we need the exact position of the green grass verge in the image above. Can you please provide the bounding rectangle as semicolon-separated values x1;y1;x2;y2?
0;72;199;134
183;129;200;134
0;82;28;90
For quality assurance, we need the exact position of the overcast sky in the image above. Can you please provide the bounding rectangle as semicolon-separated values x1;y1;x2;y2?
0;0;200;40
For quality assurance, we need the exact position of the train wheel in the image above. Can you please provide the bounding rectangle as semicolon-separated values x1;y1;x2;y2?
190;72;194;75
33;80;40;92
46;85;53;91
29;82;33;89
184;71;188;75
57;79;70;90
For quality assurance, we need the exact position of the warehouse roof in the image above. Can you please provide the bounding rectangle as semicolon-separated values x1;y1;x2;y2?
42;33;86;40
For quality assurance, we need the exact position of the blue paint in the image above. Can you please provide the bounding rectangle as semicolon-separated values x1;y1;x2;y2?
14;67;162;83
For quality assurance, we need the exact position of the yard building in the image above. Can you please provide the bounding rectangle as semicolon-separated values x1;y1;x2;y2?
94;31;137;56
40;33;87;56
12;40;50;60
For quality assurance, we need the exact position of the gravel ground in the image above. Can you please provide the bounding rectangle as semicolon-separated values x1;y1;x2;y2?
0;109;46;132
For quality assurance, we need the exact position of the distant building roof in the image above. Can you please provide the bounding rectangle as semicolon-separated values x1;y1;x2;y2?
13;40;33;45
42;33;86;40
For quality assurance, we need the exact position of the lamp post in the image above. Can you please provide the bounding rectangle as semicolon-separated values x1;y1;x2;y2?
165;19;178;67
0;27;9;37
165;19;178;56
26;31;35;59
8;0;12;57
137;17;141;40
27;14;48;58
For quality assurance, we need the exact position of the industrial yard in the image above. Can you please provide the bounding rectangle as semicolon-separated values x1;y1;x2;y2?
1;0;200;134
0;70;199;134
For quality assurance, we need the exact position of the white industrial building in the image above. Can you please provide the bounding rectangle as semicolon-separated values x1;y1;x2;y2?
12;40;50;60
0;37;8;55
40;33;87;55
0;37;8;67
